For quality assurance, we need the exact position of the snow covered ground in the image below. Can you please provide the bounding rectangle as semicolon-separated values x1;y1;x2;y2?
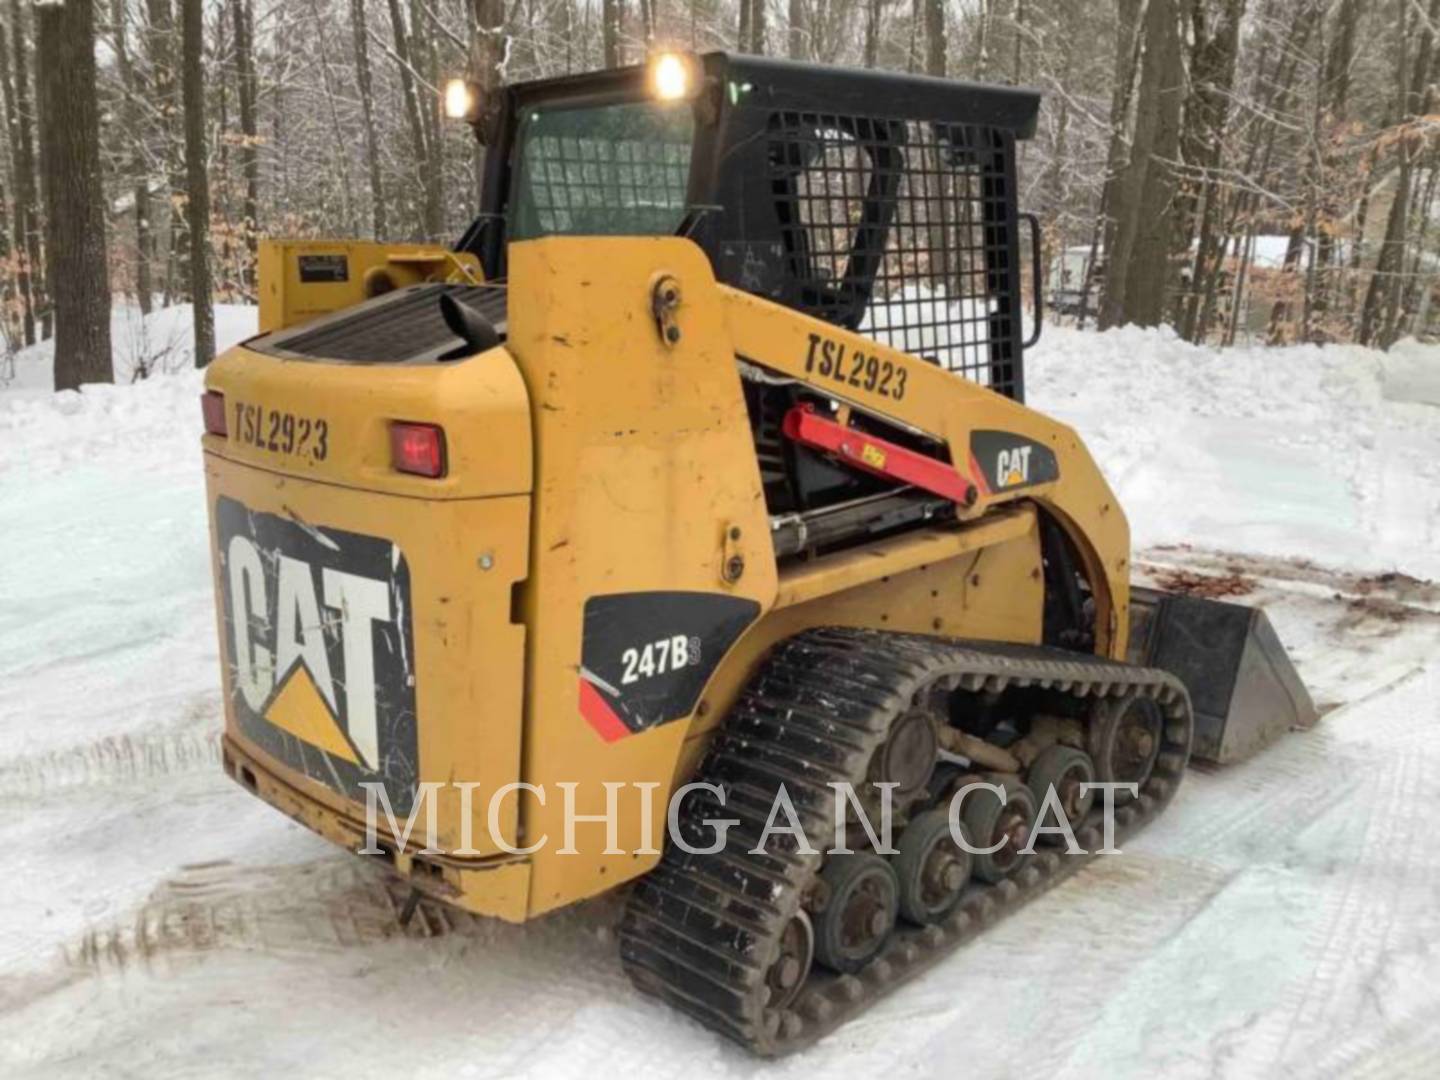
1;310;1439;1077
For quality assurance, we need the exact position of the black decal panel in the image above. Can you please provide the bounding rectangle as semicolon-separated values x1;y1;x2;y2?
970;429;1060;493
216;496;418;813
297;253;349;283
580;592;761;735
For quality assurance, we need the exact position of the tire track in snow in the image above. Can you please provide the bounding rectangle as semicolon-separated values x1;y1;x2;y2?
1262;672;1440;1076
63;857;493;974
970;853;1237;1079
1279;704;1440;1078
0;730;222;802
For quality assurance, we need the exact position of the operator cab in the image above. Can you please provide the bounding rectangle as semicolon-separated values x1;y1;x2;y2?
460;52;1042;402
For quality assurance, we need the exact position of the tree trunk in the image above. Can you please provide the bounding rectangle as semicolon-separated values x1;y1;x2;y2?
863;0;880;68
36;0;111;389
7;0;43;344
233;0;260;287
351;0;387;239
146;0;186;302
1124;0;1183;326
1196;0;1311;343
975;0;990;79
0;15;24;342
1176;0;1244;340
789;0;807;59
469;0;507;106
1359;0;1437;346
924;0;944;76
385;0;437;239
111;0;154;315
182;0;215;366
1094;0;1144;328
308;0;358;235
603;0;621;66
1012;0;1025;84
409;0;444;240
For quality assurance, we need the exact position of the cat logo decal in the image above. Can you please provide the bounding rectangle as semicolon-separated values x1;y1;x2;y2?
215;496;419;812
969;430;1060;495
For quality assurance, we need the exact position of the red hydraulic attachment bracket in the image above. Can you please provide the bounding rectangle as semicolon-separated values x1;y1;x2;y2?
782;405;979;509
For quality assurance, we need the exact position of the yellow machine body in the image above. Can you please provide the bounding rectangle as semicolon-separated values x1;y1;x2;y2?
202;236;1128;922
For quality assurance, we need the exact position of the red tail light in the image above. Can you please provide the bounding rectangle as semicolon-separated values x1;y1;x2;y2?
390;421;446;478
201;391;227;436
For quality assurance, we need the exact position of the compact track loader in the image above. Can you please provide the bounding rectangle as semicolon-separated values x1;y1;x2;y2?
200;52;1315;1053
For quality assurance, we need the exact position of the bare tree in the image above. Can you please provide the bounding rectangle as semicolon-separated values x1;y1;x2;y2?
351;0;387;238
1175;0;1245;341
923;0;944;76
6;0;43;344
1360;0;1440;345
182;0;214;364
1099;0;1183;327
111;0;155;314
789;0;809;59
233;0;260;287
603;0;621;65
385;0;443;238
36;0;112;389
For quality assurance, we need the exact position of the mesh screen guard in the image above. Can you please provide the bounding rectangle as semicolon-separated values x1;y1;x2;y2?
764;112;1020;398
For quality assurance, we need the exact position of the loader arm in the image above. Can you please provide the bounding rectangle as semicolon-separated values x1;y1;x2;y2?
717;284;1132;658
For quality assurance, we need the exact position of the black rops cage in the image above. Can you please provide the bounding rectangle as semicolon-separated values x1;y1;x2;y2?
473;53;1043;402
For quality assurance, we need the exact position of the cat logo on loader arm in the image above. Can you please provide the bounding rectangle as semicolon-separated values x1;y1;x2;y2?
199;51;1315;1056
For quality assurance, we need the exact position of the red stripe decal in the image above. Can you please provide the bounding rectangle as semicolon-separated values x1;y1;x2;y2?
578;677;630;743
783;405;979;507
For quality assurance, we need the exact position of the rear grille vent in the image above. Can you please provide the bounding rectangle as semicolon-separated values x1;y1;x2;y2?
256;283;508;364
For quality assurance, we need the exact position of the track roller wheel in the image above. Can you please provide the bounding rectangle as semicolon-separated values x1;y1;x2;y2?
812;853;900;974
893;808;972;925
1089;694;1163;797
764;910;814;1012
1026;744;1096;839
961;774;1036;882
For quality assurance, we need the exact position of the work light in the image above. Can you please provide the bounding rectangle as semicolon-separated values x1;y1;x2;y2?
443;78;482;122
649;52;696;101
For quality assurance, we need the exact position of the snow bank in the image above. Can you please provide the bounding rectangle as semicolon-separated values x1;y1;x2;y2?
2;302;257;394
0;303;256;479
1027;324;1440;580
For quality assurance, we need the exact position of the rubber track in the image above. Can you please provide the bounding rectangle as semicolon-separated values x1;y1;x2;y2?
617;627;1193;1055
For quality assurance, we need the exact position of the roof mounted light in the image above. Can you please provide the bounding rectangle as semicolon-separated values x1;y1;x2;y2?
649;52;698;102
443;78;482;122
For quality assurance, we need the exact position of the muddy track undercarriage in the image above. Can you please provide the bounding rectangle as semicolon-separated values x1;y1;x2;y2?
619;628;1194;1055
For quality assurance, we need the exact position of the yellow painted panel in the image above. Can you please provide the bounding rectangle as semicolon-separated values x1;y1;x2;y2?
205;456;531;857
257;239;483;333
203;343;532;500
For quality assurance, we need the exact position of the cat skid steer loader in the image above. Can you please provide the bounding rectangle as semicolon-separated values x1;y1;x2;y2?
199;52;1314;1054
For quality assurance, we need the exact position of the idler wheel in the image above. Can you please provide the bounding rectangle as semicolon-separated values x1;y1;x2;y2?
1089;694;1163;797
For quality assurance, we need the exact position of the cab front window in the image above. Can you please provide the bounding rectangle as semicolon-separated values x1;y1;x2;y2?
508;100;695;240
